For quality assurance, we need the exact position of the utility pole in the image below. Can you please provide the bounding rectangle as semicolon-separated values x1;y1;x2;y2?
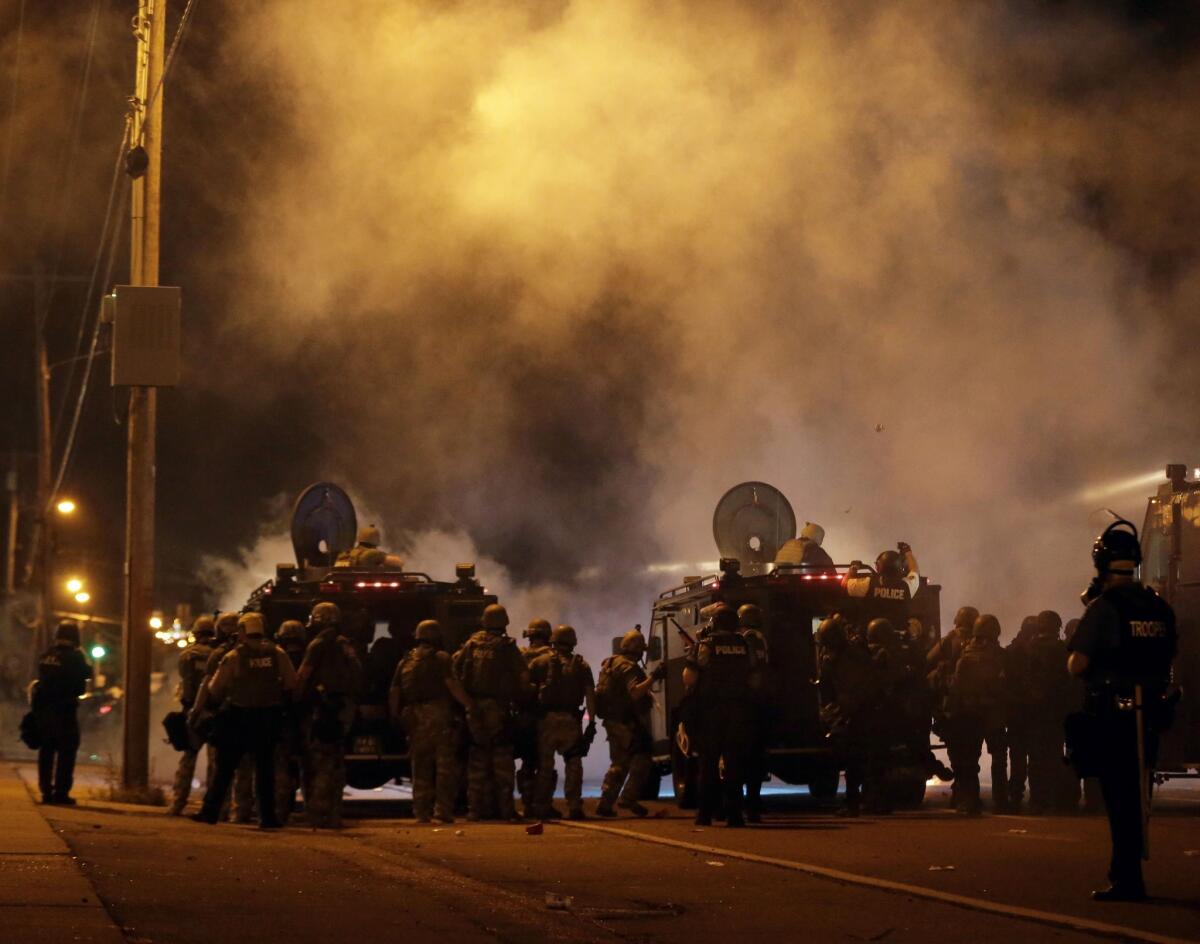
33;266;52;663
4;460;17;595
122;0;166;791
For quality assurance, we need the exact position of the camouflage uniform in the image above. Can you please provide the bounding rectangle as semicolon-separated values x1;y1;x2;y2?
530;649;594;817
453;630;527;820
299;628;363;828
598;655;653;807
274;640;307;821
516;642;552;814
169;637;214;814
393;646;460;822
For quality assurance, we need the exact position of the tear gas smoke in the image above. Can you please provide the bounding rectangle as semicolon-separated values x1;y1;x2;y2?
13;2;1198;642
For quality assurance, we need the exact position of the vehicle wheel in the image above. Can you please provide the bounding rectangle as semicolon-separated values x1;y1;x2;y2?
345;761;395;791
889;774;927;809
807;765;840;801
671;728;698;809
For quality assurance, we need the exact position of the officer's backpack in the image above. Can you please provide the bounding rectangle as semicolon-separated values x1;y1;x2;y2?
594;656;626;721
538;653;587;711
950;644;1006;719
461;633;520;700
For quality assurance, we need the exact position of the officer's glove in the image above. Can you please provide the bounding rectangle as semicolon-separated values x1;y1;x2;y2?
897;541;911;556
584;719;597;740
650;663;668;682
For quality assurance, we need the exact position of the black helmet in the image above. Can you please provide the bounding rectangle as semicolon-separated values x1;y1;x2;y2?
552;625;577;649
55;620;81;646
866;618;895;646
816;617;847;651
875;550;903;579
710;604;739;633
953;606;979;631
973;614;1001;641
1092;518;1141;576
1036;610;1062;636
523;619;552;642
415;620;442;645
736;604;763;629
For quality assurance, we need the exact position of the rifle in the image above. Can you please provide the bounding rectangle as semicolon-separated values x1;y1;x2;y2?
564;717;597;761
669;615;696;654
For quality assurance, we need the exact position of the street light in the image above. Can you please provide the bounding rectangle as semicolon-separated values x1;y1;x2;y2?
55;499;76;515
148;615;163;630
74;591;91;604
90;644;106;660
66;577;84;594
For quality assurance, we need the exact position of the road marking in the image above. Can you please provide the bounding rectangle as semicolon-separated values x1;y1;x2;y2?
554;820;1194;944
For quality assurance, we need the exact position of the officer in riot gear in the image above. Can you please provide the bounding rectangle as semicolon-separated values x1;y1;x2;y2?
169;616;217;815
844;542;920;633
946;614;1008;815
683;604;758;827
452;604;529;821
529;625;596;820
1068;519;1177;902
297;601;364;828
274;619;308;821
737;604;771;822
595;628;663;818
516;619;554;818
193;613;297;828
817;616;875;816
391;620;472;823
31;621;93;804
774;522;835;569
927;605;977;807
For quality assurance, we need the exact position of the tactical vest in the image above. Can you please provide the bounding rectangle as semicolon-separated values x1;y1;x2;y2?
860;574;912;628
1022;635;1067;706
523;644;552;667
952;642;1006;715
178;643;213;705
696;630;754;702
460;631;520;700
307;632;360;696
595;655;643;722
228;645;285;708
538;652;589;711
1091;584;1176;690
399;647;450;703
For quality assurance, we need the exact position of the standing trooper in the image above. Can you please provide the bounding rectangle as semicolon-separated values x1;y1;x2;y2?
1023;610;1070;814
927;605;978;808
274;620;308;822
193;613;296;828
736;604;771;822
595;629;663;818
1068;519;1177;902
684;604;757;827
816;616;877;816
391;620;473;823
530;625;596;821
947;614;1008;815
195;612;255;821
516;619;553;818
1003;615;1039;813
31;621;92;805
297;602;363;829
169;615;216;815
453;604;528;821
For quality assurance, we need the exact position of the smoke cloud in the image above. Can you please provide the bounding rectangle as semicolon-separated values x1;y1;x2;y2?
170;0;1200;639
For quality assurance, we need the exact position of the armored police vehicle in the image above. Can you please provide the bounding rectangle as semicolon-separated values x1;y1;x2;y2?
638;482;941;807
1139;464;1200;779
244;483;496;789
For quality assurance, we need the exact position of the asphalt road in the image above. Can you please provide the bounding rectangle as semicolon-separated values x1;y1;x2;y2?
26;773;1200;944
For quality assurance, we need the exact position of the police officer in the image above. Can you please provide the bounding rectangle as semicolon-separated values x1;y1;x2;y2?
391;620;472;823
736;604;770;822
31;621;92;805
595;628;663;818
844;542;919;632
528;625;596;821
1003;615;1038;812
193;613;297;828
516;618;553;818
1068;520;1176;902
193;611;255;822
169;615;216;815
773;522;835;569
297;601;364;829
1023;610;1070;814
927;605;977;808
817;616;877;816
274;620;308;822
452;604;528;821
946;614;1008;815
683;604;757;827
334;524;403;569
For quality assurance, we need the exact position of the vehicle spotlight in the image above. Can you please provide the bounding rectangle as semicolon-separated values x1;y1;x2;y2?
55;499;76;515
74;591;91;604
66;577;84;594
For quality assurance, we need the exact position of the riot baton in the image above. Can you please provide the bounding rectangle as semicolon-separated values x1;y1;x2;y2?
1134;683;1151;861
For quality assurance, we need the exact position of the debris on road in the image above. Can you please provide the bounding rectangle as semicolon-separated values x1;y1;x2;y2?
526;822;544;836
545;892;573;911
927;865;956;871
705;861;726;867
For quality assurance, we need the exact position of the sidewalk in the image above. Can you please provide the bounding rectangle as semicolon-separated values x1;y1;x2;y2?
0;764;125;943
